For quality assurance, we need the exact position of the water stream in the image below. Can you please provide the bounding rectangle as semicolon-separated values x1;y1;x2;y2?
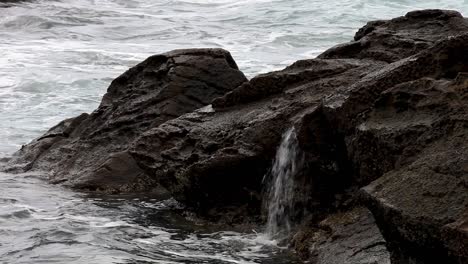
264;128;303;239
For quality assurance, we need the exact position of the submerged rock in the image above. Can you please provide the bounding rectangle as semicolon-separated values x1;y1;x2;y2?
4;9;468;264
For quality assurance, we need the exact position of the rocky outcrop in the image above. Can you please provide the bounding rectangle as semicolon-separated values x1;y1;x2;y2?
3;9;468;264
319;9;468;63
130;58;382;218
314;11;468;264
359;75;468;263
3;48;247;192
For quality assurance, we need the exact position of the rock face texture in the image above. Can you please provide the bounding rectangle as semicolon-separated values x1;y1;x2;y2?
359;75;468;264
3;9;468;264
292;207;391;264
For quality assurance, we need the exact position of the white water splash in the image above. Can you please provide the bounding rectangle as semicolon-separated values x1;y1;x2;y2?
264;128;303;238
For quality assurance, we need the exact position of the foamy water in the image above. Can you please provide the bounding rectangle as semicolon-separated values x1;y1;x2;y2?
1;0;467;263
0;171;298;263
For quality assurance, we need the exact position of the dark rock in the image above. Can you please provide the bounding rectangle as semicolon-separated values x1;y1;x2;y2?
292;207;390;264
319;9;468;63
3;48;247;193
212;59;361;109
359;78;468;263
129;57;382;219
289;9;468;264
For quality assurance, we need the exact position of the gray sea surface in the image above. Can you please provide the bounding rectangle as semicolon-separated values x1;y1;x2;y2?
0;0;467;263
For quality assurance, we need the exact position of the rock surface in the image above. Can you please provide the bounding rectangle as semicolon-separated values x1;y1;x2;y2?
360;75;468;263
3;9;468;264
292;207;390;264
130;57;382;218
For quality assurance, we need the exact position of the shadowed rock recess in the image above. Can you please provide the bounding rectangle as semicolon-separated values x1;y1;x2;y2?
2;9;467;264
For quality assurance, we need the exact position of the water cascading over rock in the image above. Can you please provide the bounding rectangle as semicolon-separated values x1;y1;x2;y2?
264;127;304;238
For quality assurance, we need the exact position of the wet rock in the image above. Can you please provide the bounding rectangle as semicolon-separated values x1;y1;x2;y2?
129;57;381;220
291;9;468;264
3;48;247;192
292;207;390;264
359;76;468;263
319;9;468;63
212;59;362;109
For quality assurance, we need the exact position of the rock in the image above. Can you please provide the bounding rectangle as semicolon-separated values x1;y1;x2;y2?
129;57;382;220
319;9;468;63
289;16;468;264
292;207;390;264
290;9;468;264
4;8;468;264
359;76;468;263
212;59;362;109
3;48;247;192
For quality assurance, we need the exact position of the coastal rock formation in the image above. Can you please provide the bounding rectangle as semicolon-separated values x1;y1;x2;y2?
360;74;468;263
319;9;468;63
4;48;247;192
131;57;382;218
3;9;468;264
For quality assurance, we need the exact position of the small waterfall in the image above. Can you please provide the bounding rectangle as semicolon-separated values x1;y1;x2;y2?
264;127;303;239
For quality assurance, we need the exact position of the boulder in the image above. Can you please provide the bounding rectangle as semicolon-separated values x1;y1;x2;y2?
3;48;247;193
